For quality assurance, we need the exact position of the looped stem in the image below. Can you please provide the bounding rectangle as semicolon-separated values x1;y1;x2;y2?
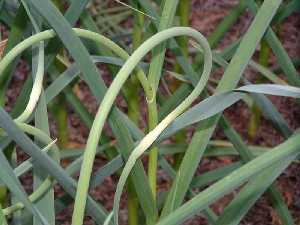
0;28;153;123
70;27;212;225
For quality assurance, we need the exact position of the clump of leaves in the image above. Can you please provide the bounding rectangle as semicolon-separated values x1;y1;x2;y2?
0;1;299;225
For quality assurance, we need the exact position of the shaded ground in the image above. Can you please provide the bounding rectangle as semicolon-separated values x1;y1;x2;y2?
1;0;300;224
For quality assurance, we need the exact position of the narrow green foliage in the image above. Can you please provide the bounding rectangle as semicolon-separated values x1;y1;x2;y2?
218;117;294;225
0;204;8;225
0;1;299;225
157;131;300;225
161;0;283;217
248;38;270;139
147;0;179;201
126;3;145;224
0;150;49;225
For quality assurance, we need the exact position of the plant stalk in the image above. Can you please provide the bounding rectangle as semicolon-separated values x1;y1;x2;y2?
51;58;69;148
147;0;179;201
248;38;270;139
173;0;189;170
126;3;144;225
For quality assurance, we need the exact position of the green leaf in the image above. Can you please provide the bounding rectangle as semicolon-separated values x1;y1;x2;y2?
0;151;49;225
17;0;158;221
161;0;283;217
55;152;122;215
191;162;242;189
217;158;293;225
160;92;243;139
273;0;300;23
161;84;300;140
90;156;123;189
246;86;292;138
0;107;109;224
247;0;300;88
21;3;56;223
218;117;294;225
0;204;8;225
157;131;300;225
158;156;218;224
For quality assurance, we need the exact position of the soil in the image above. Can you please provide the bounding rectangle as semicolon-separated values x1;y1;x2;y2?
1;0;300;224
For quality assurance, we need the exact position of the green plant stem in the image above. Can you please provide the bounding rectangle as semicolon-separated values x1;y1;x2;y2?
126;3;144;225
0;5;29;207
177;0;189;54
161;0;282;217
147;98;159;198
68;8;128;160
127;181;138;225
174;0;189;72
220;117;294;225
51;94;68;147
2;125;112;216
51;59;68;148
0;204;8;225
1;122;58;215
112;27;212;225
248;38;270;138
0;107;110;223
157;131;300;225
0;188;7;207
50;0;68;149
147;0;179;201
0;26;156;224
246;0;300;88
0;28;152;99
172;0;189;170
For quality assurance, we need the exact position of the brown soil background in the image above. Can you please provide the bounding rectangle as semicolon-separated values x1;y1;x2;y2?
1;0;300;224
